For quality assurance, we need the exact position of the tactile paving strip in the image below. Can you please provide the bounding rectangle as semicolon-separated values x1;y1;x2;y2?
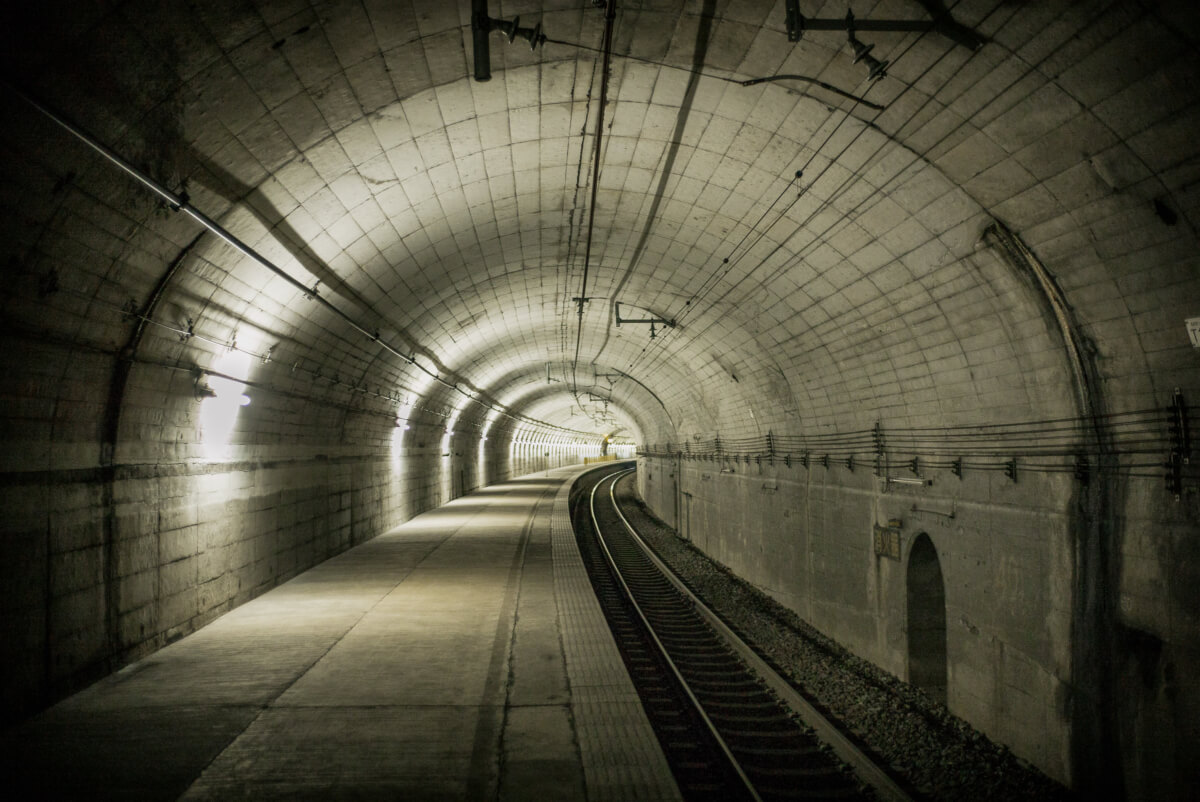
547;466;682;801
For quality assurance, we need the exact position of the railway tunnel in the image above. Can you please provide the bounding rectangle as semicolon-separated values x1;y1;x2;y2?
0;1;1197;799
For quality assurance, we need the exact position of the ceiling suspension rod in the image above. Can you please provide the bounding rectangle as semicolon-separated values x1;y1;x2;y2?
571;0;617;395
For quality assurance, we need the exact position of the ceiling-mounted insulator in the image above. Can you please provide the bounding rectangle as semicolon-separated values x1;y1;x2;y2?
845;11;888;83
471;0;547;82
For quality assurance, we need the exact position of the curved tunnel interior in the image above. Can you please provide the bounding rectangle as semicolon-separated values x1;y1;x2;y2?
1;1;1198;798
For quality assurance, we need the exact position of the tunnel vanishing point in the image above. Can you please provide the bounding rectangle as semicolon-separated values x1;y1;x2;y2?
1;1;1198;798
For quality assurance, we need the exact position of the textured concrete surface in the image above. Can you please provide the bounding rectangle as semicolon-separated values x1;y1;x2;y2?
0;1;1197;798
0;465;676;800
640;454;1078;780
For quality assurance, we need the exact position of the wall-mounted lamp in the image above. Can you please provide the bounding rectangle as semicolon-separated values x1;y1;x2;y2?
194;372;249;406
194;377;217;400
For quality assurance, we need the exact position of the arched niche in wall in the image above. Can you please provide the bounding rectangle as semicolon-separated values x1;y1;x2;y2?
907;533;947;704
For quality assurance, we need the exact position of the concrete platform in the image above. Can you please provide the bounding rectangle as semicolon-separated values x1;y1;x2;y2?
1;466;680;801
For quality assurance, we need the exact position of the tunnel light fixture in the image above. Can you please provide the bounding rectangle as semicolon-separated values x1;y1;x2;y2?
15;85;587;442
194;377;217;400
198;351;254;457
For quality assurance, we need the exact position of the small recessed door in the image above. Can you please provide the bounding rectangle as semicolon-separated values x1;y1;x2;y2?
907;533;947;704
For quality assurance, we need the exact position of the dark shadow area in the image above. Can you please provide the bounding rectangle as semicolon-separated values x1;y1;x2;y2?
907;533;946;704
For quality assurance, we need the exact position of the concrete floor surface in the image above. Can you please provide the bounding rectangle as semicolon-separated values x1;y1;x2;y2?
2;468;678;801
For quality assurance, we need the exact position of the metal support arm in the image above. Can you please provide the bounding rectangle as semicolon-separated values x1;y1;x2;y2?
785;0;984;50
614;302;675;328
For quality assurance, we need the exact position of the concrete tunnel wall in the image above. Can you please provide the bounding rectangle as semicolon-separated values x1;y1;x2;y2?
0;346;596;721
639;453;1078;776
1;2;1199;800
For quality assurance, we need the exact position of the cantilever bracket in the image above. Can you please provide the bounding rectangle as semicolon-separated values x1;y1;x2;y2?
615;302;676;341
1167;388;1191;500
593;368;623;384
784;0;985;50
614;302;676;329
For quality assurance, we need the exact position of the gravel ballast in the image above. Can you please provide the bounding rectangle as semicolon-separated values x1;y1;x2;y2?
613;474;1072;801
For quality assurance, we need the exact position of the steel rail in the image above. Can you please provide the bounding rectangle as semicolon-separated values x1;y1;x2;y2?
606;474;913;802
589;468;762;802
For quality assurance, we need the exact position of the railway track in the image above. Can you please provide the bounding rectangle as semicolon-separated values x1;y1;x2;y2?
571;465;911;802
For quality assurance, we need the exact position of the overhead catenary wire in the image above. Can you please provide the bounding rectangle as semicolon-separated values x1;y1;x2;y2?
548;8;883;388
543;35;885;110
7;83;602;442
570;0;618;400
706;4;1042;338
630;0;1107;387
623;0;1018;380
619;10;967;380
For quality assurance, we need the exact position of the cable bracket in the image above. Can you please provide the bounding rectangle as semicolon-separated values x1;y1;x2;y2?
1167;388;1191;500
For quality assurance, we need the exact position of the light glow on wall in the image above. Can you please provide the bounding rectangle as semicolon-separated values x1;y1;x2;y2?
200;349;253;459
391;400;418;477
441;401;468;500
478;408;500;489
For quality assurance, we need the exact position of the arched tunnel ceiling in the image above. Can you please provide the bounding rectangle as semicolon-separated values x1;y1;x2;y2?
3;1;1198;445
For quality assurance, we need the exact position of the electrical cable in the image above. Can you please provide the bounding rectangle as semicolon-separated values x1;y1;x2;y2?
543;37;885;110
558;13;608;381
50;272;602;439
625;0;1102;389
570;0;617;401
5;82;603;441
622;0;992;381
638;0;1097;385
